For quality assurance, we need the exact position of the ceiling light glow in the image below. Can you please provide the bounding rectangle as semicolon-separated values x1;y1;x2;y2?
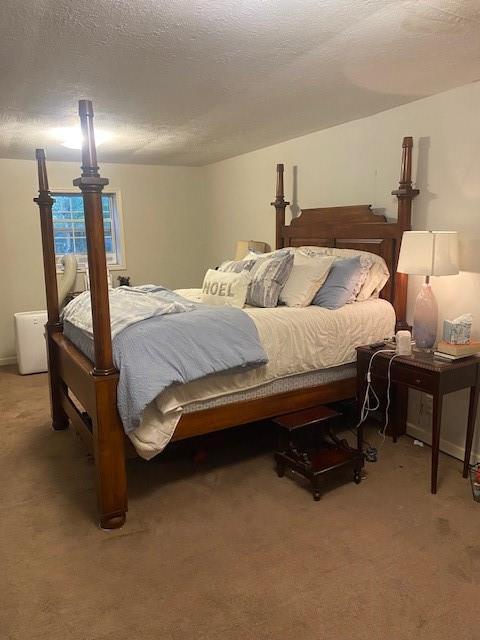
50;126;112;149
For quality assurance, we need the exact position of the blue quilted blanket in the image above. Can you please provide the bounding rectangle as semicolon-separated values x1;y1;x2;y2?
63;288;267;433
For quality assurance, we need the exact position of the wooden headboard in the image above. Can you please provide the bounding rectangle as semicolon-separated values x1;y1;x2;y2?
271;137;419;330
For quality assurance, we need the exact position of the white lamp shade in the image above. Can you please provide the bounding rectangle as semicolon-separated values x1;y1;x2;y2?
397;231;459;276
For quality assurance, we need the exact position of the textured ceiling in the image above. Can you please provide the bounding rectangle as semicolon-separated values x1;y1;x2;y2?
1;0;480;166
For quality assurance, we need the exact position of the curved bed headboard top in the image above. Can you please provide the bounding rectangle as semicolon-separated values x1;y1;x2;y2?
271;137;419;329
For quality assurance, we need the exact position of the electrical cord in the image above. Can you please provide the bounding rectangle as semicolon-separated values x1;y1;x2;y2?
355;349;396;429
355;348;401;455
379;353;402;442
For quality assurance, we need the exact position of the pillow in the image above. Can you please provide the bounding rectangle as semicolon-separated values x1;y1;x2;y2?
219;251;292;274
201;269;250;308
356;258;389;301
242;248;292;261
219;251;294;308
312;256;367;310
279;254;335;307
300;246;389;300
247;252;294;307
345;254;372;303
219;258;257;274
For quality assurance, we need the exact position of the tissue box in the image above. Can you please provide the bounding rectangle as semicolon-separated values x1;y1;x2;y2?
443;320;472;344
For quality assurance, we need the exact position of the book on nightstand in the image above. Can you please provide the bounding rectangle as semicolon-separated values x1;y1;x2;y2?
434;340;480;361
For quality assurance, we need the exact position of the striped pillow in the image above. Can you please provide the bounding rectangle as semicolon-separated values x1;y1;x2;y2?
219;258;257;274
219;253;294;307
246;252;294;307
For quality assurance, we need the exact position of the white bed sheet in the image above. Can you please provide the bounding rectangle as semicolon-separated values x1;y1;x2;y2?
129;291;396;459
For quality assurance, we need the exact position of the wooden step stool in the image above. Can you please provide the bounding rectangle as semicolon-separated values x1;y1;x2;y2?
273;405;364;501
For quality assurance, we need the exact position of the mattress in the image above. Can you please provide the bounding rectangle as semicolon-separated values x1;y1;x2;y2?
181;363;356;414
128;291;396;458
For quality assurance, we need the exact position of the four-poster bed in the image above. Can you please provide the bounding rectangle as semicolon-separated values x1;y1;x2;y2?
34;100;419;529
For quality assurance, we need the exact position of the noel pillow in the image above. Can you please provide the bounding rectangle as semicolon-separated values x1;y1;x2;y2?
201;269;251;308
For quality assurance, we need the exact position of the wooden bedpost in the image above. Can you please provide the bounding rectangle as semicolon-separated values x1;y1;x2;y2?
34;149;69;431
34;149;60;324
73;100;115;376
73;100;127;530
271;163;289;249
392;136;419;331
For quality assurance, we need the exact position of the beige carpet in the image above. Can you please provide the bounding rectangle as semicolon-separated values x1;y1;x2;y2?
1;364;479;640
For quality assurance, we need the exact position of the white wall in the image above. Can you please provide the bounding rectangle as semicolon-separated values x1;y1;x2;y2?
0;159;208;363
203;80;480;461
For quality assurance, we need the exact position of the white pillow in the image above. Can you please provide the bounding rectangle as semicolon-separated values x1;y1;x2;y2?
279;254;335;307
201;269;250;308
346;254;373;303
299;246;389;301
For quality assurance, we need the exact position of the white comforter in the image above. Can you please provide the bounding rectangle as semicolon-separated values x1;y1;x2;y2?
129;291;396;459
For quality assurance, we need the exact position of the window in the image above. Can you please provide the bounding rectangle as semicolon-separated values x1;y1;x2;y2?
51;192;124;270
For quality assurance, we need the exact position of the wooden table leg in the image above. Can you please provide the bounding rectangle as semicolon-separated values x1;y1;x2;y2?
391;385;408;443
431;393;443;494
357;421;364;454
463;383;480;478
356;358;367;452
312;475;321;502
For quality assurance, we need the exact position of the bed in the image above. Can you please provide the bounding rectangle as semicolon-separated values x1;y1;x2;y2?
64;295;396;459
34;100;419;528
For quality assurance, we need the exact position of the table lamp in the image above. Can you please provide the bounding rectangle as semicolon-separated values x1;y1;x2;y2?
234;240;268;260
397;231;459;350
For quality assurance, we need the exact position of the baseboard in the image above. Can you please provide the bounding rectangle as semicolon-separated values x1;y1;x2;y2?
0;355;17;366
407;421;480;463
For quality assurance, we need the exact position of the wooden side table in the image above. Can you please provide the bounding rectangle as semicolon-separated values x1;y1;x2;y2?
356;346;480;494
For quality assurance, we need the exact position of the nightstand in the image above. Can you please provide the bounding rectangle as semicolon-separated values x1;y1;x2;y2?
356;345;480;494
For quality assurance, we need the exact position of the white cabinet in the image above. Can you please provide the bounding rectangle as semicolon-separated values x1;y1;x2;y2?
14;311;48;374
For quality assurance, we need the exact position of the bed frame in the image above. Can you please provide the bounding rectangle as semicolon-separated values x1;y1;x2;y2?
34;100;419;529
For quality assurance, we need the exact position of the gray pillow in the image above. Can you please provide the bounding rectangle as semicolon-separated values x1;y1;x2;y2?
312;256;365;310
219;252;294;307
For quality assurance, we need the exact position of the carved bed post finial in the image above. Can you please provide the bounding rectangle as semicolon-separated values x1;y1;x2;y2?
79;99;99;177
271;163;290;249
35;148;48;190
73;100;115;376
392;136;420;331
399;136;413;187
392;136;419;229
34;148;60;325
